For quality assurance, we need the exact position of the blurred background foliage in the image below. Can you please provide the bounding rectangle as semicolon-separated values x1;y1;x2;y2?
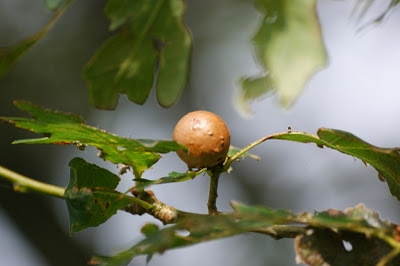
1;0;400;265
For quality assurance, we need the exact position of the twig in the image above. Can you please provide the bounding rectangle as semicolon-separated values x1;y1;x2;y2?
223;131;296;172
205;132;296;215
0;166;65;198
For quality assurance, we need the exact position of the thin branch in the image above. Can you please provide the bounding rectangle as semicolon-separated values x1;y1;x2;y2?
207;173;221;215
123;189;211;224
0;166;65;198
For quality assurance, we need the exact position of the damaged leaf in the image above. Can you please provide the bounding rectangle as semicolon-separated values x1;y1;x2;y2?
65;158;148;234
0;101;185;177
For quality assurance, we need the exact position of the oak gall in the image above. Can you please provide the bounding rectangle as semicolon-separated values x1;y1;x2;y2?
173;111;230;168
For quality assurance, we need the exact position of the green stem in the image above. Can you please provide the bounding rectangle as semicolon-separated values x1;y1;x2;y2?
0;166;65;198
204;133;288;215
207;172;221;215
224;131;292;171
222;131;304;172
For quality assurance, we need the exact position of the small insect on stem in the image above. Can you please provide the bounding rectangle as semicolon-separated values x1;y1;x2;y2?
118;164;131;175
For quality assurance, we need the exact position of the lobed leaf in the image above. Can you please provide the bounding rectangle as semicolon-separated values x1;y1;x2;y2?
82;0;192;110
238;0;327;113
0;101;185;176
65;158;148;234
270;129;400;200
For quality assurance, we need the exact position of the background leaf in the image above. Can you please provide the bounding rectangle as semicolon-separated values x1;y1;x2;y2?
0;0;73;79
82;0;192;110
66;158;145;234
44;0;68;11
236;76;274;116
270;129;400;200
353;0;400;24
239;0;327;112
0;101;185;176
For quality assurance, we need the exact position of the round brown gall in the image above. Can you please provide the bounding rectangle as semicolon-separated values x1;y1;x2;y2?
173;111;231;168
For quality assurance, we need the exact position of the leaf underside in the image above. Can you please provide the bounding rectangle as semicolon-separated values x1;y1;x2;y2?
0;1;72;79
89;203;398;266
295;204;400;265
0;101;185;177
82;0;192;110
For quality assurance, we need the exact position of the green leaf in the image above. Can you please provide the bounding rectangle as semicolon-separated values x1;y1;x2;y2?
0;37;40;80
0;0;73;79
133;147;260;189
134;171;198;189
152;0;192;107
239;0;327;112
89;203;400;265
236;76;274;116
140;223;159;237
0;101;185;176
82;0;192;110
65;158;145;234
270;129;400;200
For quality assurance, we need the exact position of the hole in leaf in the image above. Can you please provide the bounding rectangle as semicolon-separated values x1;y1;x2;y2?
342;240;352;251
175;229;190;237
